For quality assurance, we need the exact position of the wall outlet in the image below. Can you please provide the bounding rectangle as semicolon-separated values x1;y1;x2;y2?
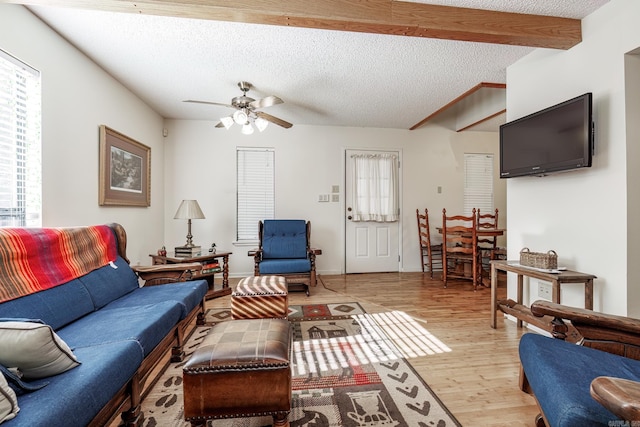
331;194;339;202
538;281;552;300
331;185;340;193
318;194;329;202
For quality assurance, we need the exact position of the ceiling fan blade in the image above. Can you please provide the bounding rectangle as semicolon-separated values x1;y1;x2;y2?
249;95;283;109
214;121;226;128
255;111;293;129
183;99;234;108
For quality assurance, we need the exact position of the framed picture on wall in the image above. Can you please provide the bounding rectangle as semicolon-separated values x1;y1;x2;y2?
99;125;150;206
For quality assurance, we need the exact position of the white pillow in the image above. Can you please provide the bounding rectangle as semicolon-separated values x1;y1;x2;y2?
0;372;18;424
0;321;80;379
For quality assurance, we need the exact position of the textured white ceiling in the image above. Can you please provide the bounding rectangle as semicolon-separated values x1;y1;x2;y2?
26;0;610;131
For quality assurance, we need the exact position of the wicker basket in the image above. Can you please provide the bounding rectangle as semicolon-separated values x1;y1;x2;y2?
520;248;558;269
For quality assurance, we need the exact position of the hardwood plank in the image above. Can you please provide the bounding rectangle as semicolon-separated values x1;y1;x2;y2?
207;272;540;426
11;0;581;49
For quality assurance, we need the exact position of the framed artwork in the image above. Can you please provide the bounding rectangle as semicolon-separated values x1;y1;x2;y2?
99;125;150;206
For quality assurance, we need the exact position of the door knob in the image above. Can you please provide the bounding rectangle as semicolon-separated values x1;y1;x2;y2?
348;216;352;220
347;207;352;212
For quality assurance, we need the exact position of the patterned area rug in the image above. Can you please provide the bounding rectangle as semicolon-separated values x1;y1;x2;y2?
140;303;461;427
207;302;367;323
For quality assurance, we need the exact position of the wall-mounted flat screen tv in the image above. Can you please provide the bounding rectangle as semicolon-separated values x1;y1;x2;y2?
500;92;593;178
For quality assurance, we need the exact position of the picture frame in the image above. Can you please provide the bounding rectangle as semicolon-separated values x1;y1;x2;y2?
99;125;151;206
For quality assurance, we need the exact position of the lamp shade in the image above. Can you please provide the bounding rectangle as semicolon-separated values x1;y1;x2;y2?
241;122;254;135
233;109;248;125
174;200;205;220
255;117;269;132
220;116;234;129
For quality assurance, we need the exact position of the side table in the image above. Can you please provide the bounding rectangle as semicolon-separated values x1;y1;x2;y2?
490;260;596;329
150;251;232;300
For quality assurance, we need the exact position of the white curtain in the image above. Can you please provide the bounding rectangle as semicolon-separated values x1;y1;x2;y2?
351;153;399;222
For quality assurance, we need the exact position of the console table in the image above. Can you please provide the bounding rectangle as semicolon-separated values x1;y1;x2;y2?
150;251;232;300
490;260;596;329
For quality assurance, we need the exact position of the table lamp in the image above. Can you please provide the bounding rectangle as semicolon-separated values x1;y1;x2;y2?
174;200;205;254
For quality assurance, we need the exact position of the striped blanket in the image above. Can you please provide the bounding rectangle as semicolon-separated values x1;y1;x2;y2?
0;225;117;303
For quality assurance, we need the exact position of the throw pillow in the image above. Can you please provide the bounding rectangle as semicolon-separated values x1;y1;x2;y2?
0;364;48;396
0;321;80;379
0;372;19;424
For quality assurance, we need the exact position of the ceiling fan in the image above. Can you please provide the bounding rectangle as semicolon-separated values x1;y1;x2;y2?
184;81;293;134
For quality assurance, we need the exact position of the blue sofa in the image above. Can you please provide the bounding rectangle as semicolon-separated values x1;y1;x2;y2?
518;300;640;426
0;223;207;426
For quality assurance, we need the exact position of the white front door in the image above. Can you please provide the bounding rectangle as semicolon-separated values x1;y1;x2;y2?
344;149;400;273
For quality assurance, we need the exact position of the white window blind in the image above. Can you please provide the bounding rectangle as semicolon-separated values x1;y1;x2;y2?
464;153;493;217
0;49;41;227
236;147;275;241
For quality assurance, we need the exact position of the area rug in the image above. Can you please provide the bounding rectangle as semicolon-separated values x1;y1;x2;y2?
140;303;461;427
206;302;367;324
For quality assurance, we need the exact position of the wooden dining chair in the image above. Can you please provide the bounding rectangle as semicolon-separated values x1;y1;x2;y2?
442;208;479;290
477;208;506;261
416;208;443;278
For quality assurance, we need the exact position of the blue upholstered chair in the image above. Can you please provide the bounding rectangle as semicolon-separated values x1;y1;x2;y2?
250;220;321;296
518;300;640;426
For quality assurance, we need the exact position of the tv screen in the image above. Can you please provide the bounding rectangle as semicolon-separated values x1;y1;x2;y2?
500;93;593;178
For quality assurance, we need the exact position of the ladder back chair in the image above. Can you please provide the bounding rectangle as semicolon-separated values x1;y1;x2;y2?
476;209;506;273
442;208;479;290
416;208;443;278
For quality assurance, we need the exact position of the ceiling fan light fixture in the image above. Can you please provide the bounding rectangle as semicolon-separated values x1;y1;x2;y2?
233;109;248;125
185;82;292;132
220;116;234;129
241;122;254;135
255;117;269;132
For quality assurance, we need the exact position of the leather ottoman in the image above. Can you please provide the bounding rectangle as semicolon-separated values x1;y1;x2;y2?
183;318;292;427
231;275;288;319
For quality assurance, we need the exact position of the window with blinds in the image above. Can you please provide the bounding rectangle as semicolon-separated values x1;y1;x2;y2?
463;153;494;217
0;49;41;227
236;147;275;241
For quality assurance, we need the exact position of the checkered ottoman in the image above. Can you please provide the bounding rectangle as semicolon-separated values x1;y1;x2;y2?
183;318;292;427
231;275;288;319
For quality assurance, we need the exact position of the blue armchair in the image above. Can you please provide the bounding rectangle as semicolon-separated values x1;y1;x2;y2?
250;220;321;296
518;300;640;426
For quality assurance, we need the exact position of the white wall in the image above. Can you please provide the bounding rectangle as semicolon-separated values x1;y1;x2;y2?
0;5;166;265
163;120;505;277
505;0;640;316
624;50;640;318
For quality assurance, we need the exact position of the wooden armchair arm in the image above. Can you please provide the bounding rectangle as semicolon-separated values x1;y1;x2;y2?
247;248;261;258
132;262;203;286
591;376;640;421
531;300;640;358
531;301;640;335
309;248;322;256
248;249;262;276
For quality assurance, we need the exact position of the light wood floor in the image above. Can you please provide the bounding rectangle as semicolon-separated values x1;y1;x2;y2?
207;272;541;427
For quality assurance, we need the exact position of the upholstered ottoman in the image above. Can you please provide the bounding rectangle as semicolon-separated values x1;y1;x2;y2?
231;275;288;319
183;318;292;427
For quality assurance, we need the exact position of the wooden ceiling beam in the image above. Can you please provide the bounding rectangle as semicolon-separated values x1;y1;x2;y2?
410;82;506;130
10;0;582;49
